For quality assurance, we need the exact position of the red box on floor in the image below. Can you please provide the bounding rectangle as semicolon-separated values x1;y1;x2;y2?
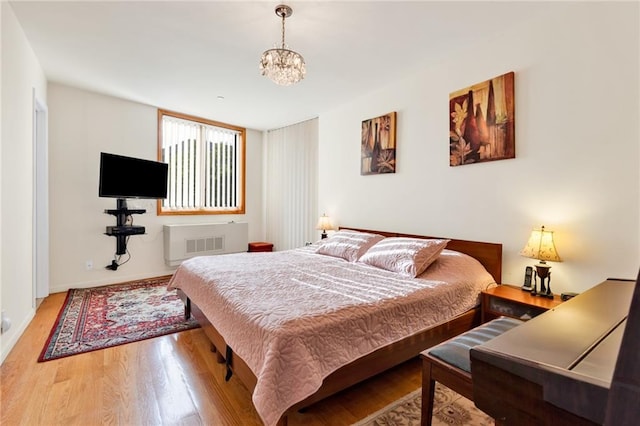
248;242;274;252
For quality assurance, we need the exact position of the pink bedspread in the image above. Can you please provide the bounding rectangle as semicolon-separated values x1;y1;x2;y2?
168;247;494;425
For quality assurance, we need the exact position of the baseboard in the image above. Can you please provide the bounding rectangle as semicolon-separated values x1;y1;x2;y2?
1;308;36;365
48;270;176;294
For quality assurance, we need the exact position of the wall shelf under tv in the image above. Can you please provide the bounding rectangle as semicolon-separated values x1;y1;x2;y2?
104;198;146;256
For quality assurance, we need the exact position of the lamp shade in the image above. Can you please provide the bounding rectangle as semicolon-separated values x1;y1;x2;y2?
316;214;334;231
520;225;561;263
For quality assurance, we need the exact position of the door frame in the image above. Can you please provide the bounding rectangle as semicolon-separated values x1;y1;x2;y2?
33;89;49;303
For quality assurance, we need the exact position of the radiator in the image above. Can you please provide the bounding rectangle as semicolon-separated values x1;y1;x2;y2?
163;222;248;267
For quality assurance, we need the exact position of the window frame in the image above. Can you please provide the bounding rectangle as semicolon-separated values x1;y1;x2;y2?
157;109;246;216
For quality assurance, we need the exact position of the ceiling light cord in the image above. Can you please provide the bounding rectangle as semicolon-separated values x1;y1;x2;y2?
281;12;286;48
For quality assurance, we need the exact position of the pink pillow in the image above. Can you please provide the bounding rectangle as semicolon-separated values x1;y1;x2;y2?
359;237;450;277
315;230;385;262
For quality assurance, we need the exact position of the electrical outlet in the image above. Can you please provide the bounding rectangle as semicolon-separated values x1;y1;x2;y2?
85;260;93;270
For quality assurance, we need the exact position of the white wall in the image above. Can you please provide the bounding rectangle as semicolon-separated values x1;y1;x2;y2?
0;1;3;348
47;83;264;293
318;2;639;294
1;2;48;362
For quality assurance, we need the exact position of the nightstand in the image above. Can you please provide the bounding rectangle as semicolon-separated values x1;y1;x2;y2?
481;285;563;323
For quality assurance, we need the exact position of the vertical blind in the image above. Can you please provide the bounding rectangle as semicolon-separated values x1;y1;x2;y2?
264;118;319;250
161;115;240;211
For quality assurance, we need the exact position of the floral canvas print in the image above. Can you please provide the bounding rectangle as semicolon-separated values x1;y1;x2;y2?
449;72;515;166
361;112;396;175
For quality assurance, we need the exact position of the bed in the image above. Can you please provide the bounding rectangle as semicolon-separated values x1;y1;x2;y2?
168;227;502;425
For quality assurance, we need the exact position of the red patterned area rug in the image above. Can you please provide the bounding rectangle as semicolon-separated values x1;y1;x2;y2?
38;276;198;362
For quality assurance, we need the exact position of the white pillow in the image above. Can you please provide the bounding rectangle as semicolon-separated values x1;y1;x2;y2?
359;237;450;277
315;230;385;262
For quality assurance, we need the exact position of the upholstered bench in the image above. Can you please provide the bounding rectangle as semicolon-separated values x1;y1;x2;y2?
248;241;274;252
420;317;523;426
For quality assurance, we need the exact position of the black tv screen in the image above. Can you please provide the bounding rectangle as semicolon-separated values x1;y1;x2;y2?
99;152;168;199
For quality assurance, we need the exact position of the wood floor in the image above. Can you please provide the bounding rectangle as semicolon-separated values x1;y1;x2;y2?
1;291;422;425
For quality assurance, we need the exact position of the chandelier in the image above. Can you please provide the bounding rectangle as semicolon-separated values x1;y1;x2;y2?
259;4;306;86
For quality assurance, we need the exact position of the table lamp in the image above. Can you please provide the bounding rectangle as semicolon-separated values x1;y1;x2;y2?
316;214;334;239
520;225;562;298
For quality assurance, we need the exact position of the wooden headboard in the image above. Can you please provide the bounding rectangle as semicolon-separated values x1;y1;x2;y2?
339;227;503;284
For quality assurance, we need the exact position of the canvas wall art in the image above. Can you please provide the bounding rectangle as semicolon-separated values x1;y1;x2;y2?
361;111;397;175
449;71;515;166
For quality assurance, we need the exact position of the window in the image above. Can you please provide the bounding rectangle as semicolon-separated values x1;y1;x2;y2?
158;109;246;215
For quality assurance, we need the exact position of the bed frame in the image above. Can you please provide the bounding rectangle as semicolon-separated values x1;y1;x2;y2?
178;227;502;425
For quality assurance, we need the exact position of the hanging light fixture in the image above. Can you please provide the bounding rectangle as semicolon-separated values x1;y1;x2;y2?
259;4;306;86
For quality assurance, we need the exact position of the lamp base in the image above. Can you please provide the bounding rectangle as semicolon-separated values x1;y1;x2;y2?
321;231;328;239
531;263;554;298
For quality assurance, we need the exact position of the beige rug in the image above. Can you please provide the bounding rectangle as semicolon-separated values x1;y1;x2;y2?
352;383;493;426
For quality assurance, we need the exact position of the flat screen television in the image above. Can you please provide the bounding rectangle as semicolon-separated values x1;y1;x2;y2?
99;152;168;199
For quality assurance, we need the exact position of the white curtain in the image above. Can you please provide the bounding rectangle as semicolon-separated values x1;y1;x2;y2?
264;118;319;251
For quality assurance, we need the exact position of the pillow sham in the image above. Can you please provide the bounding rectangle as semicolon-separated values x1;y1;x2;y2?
315;230;385;262
358;237;450;278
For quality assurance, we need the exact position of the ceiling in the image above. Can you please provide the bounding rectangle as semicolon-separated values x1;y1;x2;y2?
9;1;550;131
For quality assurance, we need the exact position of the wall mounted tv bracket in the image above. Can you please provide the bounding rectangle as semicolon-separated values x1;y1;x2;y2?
104;198;146;269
